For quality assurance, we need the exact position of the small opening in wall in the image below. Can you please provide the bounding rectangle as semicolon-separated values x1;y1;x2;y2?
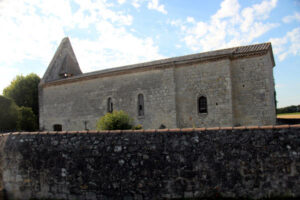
53;124;62;131
242;84;245;88
138;94;144;116
61;73;73;78
107;97;113;113
198;96;207;113
84;121;89;131
216;103;218;105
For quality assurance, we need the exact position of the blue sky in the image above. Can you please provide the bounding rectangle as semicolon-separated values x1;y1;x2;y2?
0;0;299;108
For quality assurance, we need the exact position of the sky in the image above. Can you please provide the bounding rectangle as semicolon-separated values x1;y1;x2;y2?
0;0;299;108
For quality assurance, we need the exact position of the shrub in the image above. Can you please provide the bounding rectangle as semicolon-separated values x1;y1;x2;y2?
17;106;37;131
0;95;18;131
97;110;133;130
132;124;143;130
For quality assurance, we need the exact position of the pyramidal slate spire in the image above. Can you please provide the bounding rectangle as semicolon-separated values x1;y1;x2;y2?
41;37;82;84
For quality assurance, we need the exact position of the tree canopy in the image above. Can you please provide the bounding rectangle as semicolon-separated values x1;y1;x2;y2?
277;105;300;114
0;95;18;131
3;73;40;118
17;106;37;131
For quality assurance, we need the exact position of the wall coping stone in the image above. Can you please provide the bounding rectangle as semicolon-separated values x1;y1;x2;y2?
1;124;299;136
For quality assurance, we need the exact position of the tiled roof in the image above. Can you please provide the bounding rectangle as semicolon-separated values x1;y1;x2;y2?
43;42;274;86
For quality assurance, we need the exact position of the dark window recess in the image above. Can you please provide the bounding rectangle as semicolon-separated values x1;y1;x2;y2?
198;96;208;113
63;73;72;78
59;72;72;78
84;121;89;131
138;94;144;116
107;97;113;113
53;124;62;131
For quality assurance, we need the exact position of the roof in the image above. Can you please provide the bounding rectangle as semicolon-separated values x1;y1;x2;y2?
42;42;275;86
41;37;82;84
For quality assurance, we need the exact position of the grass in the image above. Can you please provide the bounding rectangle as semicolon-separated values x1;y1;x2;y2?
277;112;300;115
277;112;300;119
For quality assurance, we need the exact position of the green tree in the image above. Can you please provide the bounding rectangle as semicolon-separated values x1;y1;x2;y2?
3;73;40;128
17;106;37;131
97;110;133;130
0;95;18;131
277;105;300;114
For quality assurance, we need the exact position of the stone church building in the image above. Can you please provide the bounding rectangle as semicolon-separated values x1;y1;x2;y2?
39;37;276;131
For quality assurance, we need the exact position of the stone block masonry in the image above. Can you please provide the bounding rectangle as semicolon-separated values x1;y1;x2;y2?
39;39;276;130
0;125;300;200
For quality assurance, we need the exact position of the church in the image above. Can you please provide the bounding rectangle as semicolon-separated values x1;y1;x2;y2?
39;37;276;131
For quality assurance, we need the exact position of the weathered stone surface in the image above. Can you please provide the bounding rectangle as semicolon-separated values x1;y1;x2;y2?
39;40;276;131
0;126;299;199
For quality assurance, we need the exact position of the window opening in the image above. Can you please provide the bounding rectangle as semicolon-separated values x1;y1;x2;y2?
84;120;89;131
53;124;62;131
107;97;113;113
198;96;207;113
138;94;144;116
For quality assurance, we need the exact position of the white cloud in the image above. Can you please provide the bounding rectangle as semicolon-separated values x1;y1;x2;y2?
212;0;240;20
270;28;300;61
170;19;182;26
118;0;126;4
131;0;142;8
186;17;195;23
0;0;163;85
172;0;279;52
147;0;167;14
0;66;19;94
283;12;300;23
72;21;163;71
129;0;168;14
252;0;277;19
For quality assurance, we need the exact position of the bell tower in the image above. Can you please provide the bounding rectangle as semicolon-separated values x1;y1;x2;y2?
40;37;82;84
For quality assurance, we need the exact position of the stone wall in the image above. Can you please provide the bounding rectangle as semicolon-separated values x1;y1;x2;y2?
175;59;234;128
40;67;177;131
39;47;276;131
231;51;276;126
0;125;299;200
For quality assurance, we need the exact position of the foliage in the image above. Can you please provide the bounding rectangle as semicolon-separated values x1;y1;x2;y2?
0;95;18;131
277;112;300;116
3;73;40;118
17;106;37;131
277;105;300;114
132;124;143;130
97;110;133;130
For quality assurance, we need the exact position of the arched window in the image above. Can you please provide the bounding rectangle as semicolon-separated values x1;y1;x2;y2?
198;96;207;113
138;94;144;116
107;97;113;113
53;124;62;131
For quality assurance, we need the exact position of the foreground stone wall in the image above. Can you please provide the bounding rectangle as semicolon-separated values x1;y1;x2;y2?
0;125;299;200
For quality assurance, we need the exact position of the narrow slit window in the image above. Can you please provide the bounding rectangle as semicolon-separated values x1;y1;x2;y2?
107;97;113;113
198;96;207;113
138;94;144;116
53;124;62;131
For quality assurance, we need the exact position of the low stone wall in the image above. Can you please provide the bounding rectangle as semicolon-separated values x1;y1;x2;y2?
0;125;300;200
